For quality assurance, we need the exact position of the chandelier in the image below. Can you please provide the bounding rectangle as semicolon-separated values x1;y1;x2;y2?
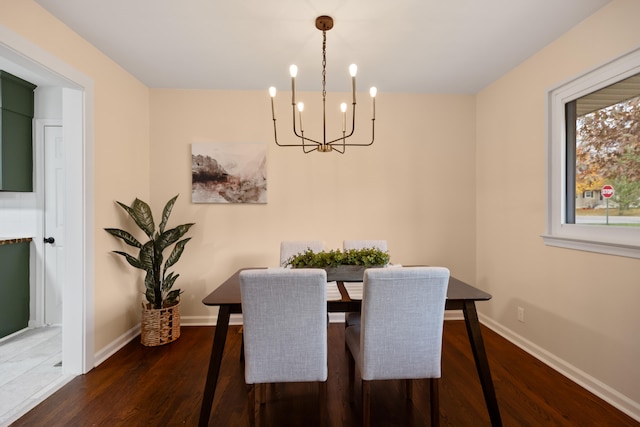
269;15;377;154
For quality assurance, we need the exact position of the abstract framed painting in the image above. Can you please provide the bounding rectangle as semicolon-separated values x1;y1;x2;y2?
191;142;267;204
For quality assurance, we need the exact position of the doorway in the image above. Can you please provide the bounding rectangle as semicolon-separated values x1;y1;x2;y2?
0;24;95;422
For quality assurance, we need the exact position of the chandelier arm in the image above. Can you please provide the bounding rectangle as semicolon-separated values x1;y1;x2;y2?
325;103;376;147
289;104;322;146
332;138;346;154
336;117;375;146
303;144;318;153
317;102;357;146
272;101;320;148
272;118;282;146
325;126;374;147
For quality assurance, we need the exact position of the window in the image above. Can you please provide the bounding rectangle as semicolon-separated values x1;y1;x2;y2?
544;47;640;258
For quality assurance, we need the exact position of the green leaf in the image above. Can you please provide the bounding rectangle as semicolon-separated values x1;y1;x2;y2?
144;271;155;291
104;228;142;248
164;238;191;273
145;287;155;305
156;224;194;253
159;195;178;234
165;289;181;305
119;198;155;239
163;272;178;292
113;251;145;270
139;241;155;272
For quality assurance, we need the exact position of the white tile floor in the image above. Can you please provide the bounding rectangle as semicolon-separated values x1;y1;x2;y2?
0;326;72;426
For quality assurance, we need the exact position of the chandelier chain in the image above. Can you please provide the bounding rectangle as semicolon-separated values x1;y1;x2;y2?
322;30;327;99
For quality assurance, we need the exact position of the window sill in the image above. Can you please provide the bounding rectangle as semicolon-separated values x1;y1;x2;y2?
541;234;640;259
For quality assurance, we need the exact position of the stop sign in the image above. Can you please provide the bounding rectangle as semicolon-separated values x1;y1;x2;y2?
602;185;615;199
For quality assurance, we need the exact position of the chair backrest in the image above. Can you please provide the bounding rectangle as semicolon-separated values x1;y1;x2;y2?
280;240;325;267
343;240;388;252
359;267;449;381
240;268;328;384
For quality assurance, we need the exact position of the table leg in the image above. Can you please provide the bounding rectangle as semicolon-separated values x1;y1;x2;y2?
462;300;502;427
198;305;231;427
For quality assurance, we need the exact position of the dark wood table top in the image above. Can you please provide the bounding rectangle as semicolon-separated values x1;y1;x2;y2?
202;267;492;310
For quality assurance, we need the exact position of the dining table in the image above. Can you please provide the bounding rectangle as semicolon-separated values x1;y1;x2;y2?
198;267;502;427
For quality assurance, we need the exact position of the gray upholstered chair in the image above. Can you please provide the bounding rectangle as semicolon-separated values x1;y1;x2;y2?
280;240;325;267
345;267;449;427
342;240;388;328
238;240;325;364
240;268;328;427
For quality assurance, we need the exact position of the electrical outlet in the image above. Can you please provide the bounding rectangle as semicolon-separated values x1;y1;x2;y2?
517;306;525;323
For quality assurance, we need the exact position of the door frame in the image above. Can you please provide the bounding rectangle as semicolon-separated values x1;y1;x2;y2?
1;25;95;375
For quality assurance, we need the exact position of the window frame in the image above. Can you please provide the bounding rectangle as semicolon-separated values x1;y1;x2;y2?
543;46;640;259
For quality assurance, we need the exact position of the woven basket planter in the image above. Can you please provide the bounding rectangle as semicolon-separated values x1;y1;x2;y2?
141;301;181;346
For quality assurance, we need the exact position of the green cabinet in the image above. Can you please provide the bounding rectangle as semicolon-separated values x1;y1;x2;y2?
0;239;31;338
0;71;37;192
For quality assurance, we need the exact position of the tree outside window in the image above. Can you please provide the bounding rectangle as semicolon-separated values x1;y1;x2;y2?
572;75;640;225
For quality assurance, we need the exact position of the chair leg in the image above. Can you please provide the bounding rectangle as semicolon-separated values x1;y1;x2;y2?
319;381;327;427
362;380;371;427
430;378;440;427
348;353;355;402
405;379;413;401
247;384;256;427
259;383;266;405
239;327;245;362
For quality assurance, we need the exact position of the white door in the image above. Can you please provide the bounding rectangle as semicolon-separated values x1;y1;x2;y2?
44;125;64;326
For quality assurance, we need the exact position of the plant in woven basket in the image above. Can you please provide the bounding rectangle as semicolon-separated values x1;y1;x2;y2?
105;195;194;309
285;247;390;269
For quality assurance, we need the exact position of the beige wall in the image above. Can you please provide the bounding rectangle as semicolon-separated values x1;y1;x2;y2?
476;0;640;411
149;89;476;319
0;0;151;351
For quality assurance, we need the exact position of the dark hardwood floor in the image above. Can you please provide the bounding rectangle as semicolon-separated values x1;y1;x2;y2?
12;321;639;426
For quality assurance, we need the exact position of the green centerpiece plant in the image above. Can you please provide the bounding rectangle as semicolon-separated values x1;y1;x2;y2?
285;247;390;269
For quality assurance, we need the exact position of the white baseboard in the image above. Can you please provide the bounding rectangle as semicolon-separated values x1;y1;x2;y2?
94;323;140;367
444;310;463;321
479;314;640;423
181;314;244;326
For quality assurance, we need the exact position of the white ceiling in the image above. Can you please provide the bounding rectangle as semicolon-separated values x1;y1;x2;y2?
33;0;610;94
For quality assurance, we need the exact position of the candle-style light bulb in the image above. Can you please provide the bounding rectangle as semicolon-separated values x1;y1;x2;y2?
349;64;357;104
290;65;298;105
269;87;277;120
297;102;304;132
340;102;347;132
370;87;377;120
